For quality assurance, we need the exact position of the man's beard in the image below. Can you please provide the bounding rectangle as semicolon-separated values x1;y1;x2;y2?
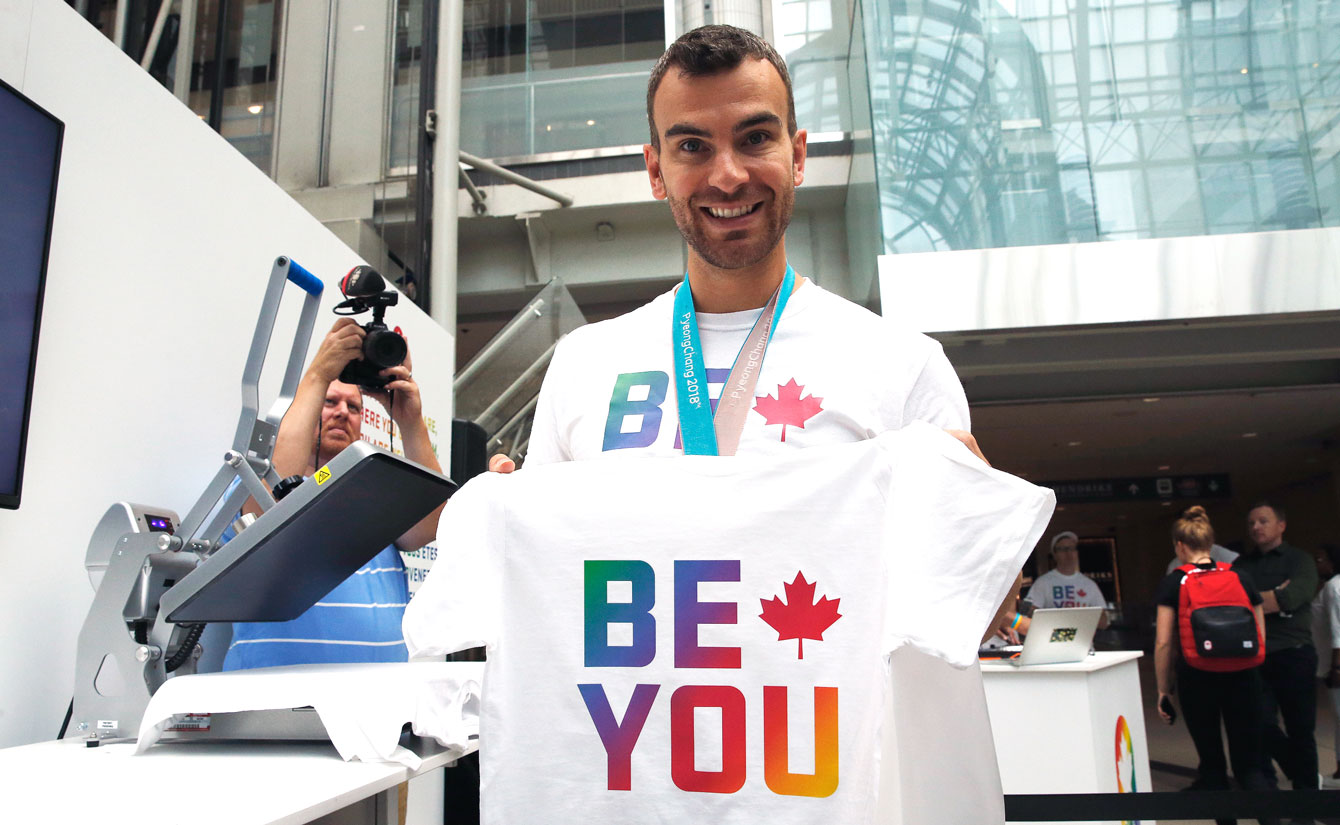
666;184;794;270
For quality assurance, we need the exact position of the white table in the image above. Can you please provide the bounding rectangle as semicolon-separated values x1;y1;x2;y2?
0;737;464;825
982;650;1153;825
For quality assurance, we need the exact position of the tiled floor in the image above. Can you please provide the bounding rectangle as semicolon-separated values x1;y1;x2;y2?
1133;655;1340;824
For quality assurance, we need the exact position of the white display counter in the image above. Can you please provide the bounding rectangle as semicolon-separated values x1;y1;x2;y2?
982;650;1153;825
0;737;463;824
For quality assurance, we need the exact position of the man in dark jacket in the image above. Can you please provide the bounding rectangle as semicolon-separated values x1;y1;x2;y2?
1233;502;1320;795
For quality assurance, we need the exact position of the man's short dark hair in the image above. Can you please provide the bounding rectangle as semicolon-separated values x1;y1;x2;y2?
1250;501;1286;522
646;25;797;150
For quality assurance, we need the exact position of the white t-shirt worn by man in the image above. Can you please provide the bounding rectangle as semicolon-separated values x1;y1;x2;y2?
1026;569;1107;610
527;279;969;464
405;427;1055;825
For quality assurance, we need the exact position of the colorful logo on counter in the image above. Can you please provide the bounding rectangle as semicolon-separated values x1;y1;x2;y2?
1114;715;1140;825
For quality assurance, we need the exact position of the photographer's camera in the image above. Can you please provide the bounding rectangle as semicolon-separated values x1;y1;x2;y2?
334;266;405;390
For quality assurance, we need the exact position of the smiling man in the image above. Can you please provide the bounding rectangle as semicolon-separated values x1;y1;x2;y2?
643;50;802;310
521;26;976;464
495;25;1011;825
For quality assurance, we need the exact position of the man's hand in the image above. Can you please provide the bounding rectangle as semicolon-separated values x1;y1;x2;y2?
945;429;990;467
1261;579;1289;614
489;454;516;474
367;345;422;427
310;318;365;385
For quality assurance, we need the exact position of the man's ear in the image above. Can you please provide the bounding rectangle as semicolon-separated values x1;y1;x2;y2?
792;128;808;187
644;143;667;200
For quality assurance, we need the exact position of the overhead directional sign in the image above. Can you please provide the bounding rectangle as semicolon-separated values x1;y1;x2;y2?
1041;474;1231;504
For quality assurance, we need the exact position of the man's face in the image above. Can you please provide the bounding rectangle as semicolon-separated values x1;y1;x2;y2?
317;380;363;456
643;59;807;271
1052;539;1080;574
1247;506;1286;551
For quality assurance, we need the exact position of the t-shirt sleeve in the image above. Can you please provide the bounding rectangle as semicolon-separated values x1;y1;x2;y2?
1328;580;1340;647
1154;570;1184;608
402;475;506;657
901;340;970;431
1082;578;1107;607
522;337;574;467
881;423;1056;667
1023;581;1046;609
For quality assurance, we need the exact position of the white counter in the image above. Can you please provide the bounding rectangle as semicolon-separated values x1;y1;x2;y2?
982;650;1153;825
1;737;462;825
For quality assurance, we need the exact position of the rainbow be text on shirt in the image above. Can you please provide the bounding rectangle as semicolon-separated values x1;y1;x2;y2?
578;559;839;798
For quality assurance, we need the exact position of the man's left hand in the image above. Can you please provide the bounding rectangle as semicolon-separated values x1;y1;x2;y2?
368;347;422;426
945;429;990;467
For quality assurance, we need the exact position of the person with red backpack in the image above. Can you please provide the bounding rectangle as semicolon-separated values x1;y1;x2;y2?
1155;506;1274;821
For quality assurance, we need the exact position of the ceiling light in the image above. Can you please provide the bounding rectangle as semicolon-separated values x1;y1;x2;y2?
1161;501;1172;506
586;119;595;126
1158;465;1170;471
1067;440;1082;447
1242;432;1258;438
545;124;552;132
247;104;263;114
1240;67;1249;74
1142;397;1160;403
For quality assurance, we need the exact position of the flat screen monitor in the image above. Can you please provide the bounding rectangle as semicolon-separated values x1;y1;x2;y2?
0;78;63;509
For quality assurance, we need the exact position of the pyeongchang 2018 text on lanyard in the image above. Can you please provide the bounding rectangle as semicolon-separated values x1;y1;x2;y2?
673;264;795;456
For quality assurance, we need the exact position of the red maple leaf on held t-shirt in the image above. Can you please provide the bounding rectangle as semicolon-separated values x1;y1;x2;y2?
1078;589;1087;597
759;572;842;659
754;379;823;442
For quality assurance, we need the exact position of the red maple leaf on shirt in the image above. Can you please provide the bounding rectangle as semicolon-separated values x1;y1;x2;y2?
754;379;823;442
1078;589;1087;598
759;572;842;659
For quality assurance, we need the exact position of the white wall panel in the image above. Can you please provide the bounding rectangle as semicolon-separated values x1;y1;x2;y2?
0;0;454;749
879;229;1340;333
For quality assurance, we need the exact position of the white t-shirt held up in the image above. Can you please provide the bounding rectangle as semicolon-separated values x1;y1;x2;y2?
405;425;1055;825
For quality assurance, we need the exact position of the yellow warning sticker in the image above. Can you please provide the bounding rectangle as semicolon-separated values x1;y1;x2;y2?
314;466;332;485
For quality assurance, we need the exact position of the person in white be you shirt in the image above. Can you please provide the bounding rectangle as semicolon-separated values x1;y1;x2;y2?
1024;531;1110;629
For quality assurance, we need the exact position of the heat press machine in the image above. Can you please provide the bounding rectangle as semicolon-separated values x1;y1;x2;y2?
67;257;456;742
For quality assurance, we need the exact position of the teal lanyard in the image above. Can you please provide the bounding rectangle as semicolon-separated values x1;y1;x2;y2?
672;264;795;456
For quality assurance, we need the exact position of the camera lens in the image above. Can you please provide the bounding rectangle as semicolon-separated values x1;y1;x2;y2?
364;328;407;368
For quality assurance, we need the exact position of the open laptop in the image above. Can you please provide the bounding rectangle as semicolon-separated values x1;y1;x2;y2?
981;607;1105;666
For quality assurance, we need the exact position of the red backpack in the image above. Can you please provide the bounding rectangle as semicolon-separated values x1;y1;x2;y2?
1177;562;1265;672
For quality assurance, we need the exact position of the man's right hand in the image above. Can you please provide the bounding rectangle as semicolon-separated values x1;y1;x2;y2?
489;454;516;474
310;318;366;384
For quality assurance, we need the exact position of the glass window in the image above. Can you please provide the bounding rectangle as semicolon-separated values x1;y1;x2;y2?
459;0;664;156
863;0;1340;254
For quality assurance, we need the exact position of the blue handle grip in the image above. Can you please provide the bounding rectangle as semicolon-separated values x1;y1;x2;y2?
284;260;324;296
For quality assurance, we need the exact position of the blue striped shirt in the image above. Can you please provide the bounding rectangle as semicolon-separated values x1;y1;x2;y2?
222;543;410;670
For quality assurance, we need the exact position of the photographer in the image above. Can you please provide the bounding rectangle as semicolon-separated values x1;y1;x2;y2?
222;316;444;670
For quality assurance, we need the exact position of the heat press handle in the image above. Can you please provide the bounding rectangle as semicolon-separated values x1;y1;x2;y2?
285;260;323;296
